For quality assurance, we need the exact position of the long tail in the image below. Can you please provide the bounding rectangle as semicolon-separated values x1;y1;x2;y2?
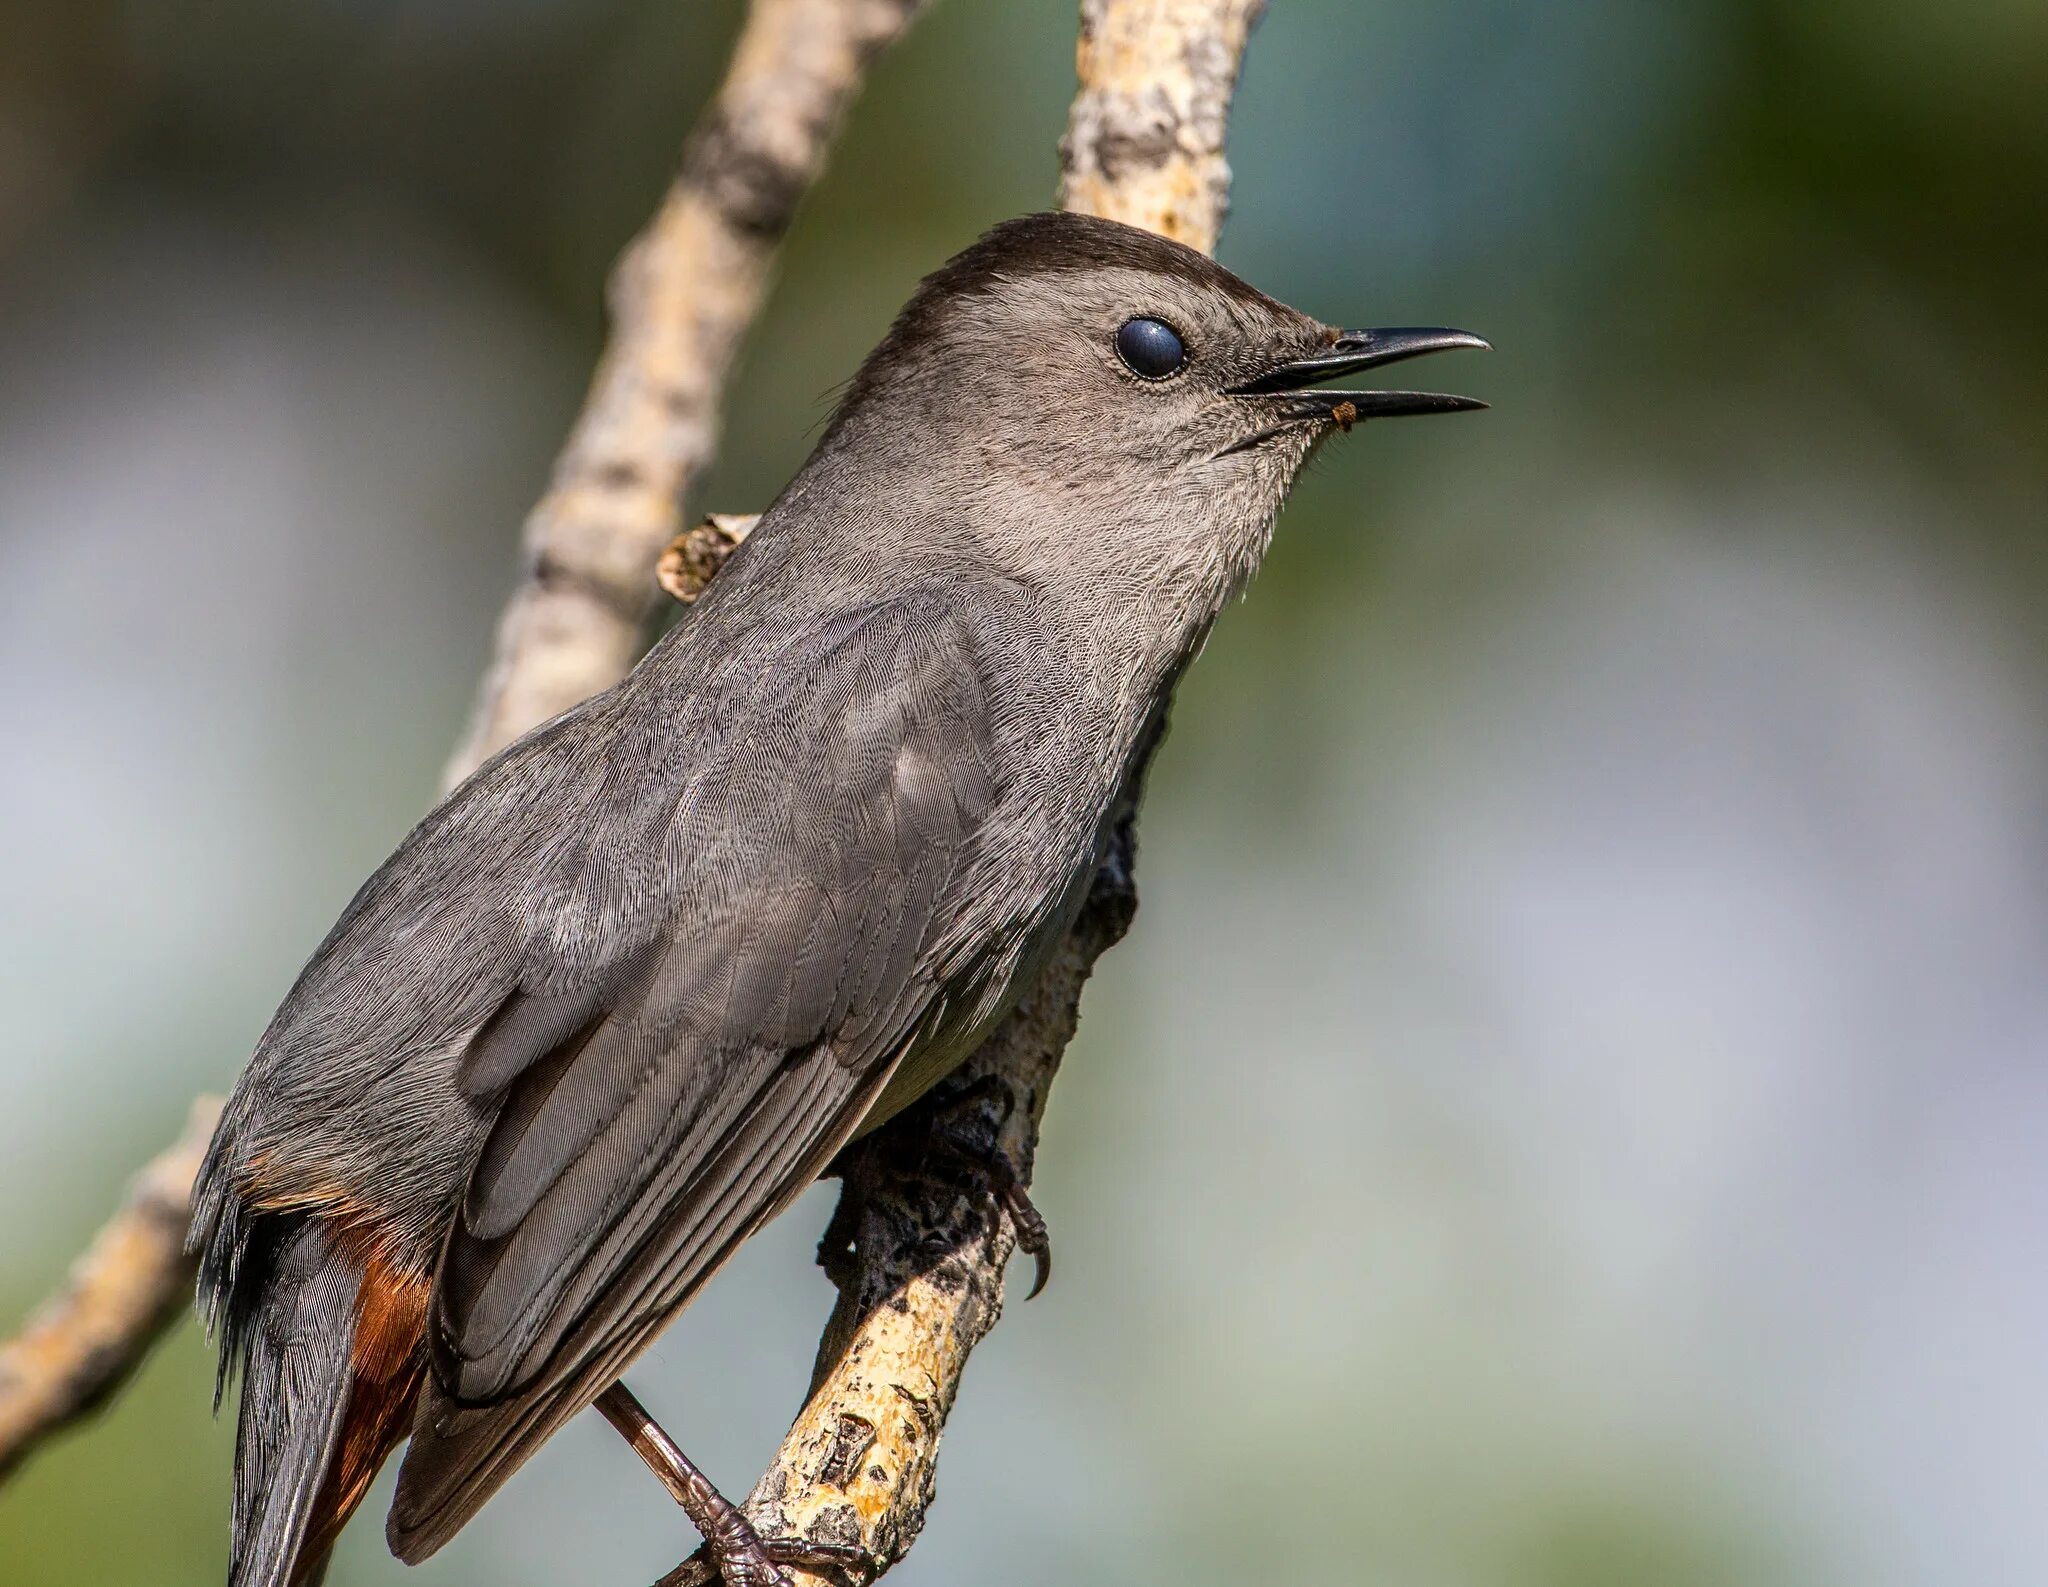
222;1220;358;1587
193;1203;431;1587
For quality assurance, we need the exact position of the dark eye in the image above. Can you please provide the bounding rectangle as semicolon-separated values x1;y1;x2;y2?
1115;316;1187;379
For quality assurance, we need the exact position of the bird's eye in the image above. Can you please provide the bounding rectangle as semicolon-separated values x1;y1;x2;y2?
1115;316;1187;379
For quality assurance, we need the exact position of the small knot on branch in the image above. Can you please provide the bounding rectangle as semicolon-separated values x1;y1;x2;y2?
657;513;760;604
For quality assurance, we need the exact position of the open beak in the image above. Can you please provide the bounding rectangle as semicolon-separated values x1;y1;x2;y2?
1228;326;1490;419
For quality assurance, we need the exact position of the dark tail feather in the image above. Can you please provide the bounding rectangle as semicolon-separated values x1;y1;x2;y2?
225;1221;359;1587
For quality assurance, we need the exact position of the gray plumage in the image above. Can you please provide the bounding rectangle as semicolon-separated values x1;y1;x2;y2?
226;1223;354;1587
189;212;1484;1586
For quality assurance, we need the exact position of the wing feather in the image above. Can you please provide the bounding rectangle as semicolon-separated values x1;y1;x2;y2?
388;594;1005;1559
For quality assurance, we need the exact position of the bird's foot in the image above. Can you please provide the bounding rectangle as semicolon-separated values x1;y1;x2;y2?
820;1075;1052;1298
710;1530;868;1587
603;1384;870;1587
904;1122;1052;1299
650;1529;867;1587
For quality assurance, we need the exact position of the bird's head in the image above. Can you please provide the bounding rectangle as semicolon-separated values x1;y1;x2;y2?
814;212;1487;623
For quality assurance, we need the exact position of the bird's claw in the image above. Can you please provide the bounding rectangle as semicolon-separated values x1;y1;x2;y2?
910;1130;1052;1299
819;1078;1053;1300
717;1536;867;1587
992;1169;1051;1300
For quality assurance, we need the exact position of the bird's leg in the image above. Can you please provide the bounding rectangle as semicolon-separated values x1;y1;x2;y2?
595;1382;779;1585
595;1382;865;1587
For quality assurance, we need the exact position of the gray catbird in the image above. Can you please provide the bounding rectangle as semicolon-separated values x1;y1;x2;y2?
190;211;1486;1587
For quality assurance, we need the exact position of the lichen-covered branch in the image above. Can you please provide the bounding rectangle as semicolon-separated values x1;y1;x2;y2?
445;0;932;784
655;5;1266;1583
0;0;920;1489
0;1098;221;1477
1061;0;1267;254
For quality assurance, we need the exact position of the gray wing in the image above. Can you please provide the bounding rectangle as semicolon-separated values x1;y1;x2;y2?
388;593;1009;1558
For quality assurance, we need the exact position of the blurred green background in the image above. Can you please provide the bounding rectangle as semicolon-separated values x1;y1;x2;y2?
3;1;2045;1583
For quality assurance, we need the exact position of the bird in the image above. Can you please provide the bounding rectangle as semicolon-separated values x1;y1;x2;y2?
189;210;1487;1587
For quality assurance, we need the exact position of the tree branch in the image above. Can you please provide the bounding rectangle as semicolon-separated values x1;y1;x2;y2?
654;4;1266;1582
445;0;932;784
0;0;924;1485
1060;0;1265;255
0;1098;221;1478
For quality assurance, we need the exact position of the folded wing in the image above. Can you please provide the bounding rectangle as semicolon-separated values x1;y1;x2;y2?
389;592;1005;1558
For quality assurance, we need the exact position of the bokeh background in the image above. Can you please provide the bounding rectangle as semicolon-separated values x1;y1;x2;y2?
4;1;2045;1583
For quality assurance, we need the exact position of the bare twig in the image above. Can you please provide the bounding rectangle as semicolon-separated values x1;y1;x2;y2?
0;1098;222;1476
655;4;1266;1582
445;0;932;784
0;0;922;1488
